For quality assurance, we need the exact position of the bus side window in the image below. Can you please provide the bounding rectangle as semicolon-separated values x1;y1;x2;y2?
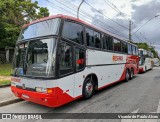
86;28;94;47
136;47;139;55
76;48;85;71
103;35;111;50
60;42;73;76
132;45;135;55
113;38;121;52
108;36;113;50
94;31;101;48
121;42;127;53
128;44;132;54
102;35;107;50
62;21;84;45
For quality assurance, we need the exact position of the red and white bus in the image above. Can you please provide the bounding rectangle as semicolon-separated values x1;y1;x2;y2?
11;15;139;107
138;49;154;72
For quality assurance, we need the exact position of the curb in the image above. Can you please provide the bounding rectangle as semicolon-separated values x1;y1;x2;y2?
0;84;11;88
0;99;23;107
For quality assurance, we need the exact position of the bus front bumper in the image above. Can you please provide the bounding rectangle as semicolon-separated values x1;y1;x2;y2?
11;86;79;107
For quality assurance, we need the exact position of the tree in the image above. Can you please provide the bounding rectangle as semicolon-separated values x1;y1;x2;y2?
149;46;159;58
0;0;50;49
136;42;149;51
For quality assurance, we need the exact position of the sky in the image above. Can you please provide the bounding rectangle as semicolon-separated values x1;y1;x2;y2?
33;0;160;55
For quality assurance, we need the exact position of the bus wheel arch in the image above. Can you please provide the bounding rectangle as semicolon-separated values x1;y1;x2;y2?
131;67;134;77
85;74;98;90
82;74;98;99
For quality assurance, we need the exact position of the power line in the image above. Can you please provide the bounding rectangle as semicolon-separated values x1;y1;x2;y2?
132;15;160;35
134;34;142;42
46;0;128;39
139;32;153;46
45;0;77;17
84;1;129;30
103;0;129;21
63;0;128;38
139;32;148;42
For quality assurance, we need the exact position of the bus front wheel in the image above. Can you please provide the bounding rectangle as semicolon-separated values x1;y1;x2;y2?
82;77;94;99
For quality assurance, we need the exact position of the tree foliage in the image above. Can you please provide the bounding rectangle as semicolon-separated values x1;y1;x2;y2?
0;0;49;49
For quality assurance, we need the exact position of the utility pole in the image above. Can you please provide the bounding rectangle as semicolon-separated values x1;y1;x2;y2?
129;20;132;41
77;0;84;19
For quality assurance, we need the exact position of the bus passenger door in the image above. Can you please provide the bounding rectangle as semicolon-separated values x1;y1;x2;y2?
74;47;86;97
58;41;75;99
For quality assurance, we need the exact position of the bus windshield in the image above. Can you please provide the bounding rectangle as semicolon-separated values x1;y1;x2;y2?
18;18;60;41
12;38;57;78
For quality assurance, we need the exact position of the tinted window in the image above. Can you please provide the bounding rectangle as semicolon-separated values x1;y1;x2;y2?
62;21;83;44
135;47;138;55
114;39;121;52
102;35;108;49
86;28;94;47
132;45;136;55
108;36;113;50
60;42;73;75
18;18;60;41
103;35;113;50
76;48;85;70
94;31;101;48
128;44;132;54
121;41;127;53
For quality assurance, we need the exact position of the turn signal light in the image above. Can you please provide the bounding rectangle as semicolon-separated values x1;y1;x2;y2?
47;88;52;93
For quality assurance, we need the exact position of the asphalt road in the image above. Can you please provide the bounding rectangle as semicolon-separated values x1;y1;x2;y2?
1;67;160;122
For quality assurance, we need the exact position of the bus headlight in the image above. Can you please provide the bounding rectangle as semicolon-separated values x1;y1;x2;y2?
36;87;52;93
36;87;47;93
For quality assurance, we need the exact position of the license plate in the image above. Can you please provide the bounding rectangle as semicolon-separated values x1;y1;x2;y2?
22;94;29;99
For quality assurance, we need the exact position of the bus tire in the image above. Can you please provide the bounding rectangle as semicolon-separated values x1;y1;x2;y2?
144;66;147;72
129;68;134;80
82;77;94;99
125;69;130;82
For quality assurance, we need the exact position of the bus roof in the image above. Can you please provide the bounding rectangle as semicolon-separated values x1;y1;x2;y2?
22;14;137;47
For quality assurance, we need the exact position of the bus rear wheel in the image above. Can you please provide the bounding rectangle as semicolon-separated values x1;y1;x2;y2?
82;77;94;99
125;69;130;82
129;68;134;80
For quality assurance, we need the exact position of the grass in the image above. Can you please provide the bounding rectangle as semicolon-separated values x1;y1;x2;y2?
0;80;10;86
0;64;12;86
0;64;12;76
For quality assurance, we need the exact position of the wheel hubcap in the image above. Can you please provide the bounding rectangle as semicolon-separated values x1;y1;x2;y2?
126;71;129;80
85;81;93;95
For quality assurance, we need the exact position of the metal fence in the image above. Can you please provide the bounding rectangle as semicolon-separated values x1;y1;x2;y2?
0;52;6;64
0;48;14;64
